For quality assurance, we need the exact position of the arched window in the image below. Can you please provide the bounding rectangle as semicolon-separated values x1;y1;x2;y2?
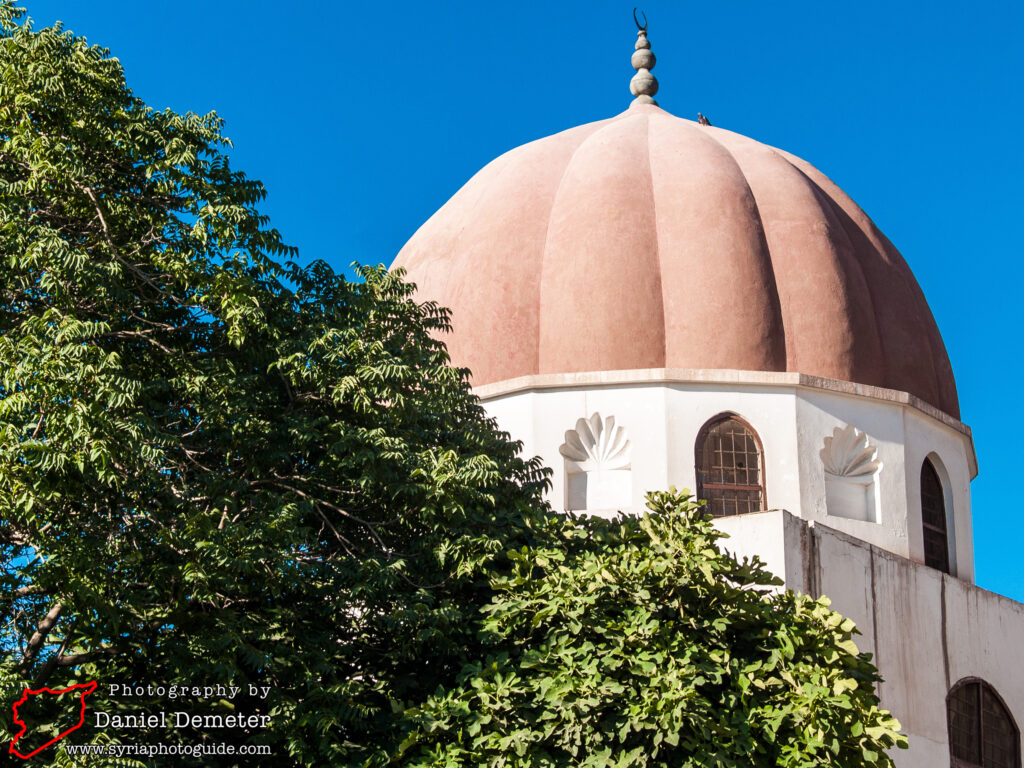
921;458;950;573
695;415;766;517
948;679;1020;768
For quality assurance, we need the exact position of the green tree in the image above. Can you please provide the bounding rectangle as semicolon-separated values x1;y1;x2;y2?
401;490;906;768
0;4;546;764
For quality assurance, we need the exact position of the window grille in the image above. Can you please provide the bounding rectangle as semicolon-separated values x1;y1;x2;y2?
948;679;1020;768
921;459;950;573
695;416;766;517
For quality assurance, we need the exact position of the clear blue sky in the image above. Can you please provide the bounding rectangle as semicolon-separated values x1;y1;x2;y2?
21;1;1024;600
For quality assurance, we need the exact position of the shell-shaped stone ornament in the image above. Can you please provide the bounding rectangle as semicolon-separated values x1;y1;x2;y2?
820;424;882;478
559;413;632;471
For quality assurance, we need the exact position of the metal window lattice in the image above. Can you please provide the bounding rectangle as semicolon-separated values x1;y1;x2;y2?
697;418;765;517
948;681;1020;768
921;460;950;573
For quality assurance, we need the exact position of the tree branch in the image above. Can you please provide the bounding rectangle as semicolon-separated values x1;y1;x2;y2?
19;602;63;674
79;184;190;308
55;647;119;667
9;585;48;599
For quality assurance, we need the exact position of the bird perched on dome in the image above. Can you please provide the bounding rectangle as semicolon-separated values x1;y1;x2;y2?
698;112;712;126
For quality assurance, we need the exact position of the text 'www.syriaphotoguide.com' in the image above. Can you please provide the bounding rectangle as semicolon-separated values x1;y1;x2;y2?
62;742;273;758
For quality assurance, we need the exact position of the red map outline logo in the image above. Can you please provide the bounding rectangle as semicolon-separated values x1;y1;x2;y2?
9;680;98;759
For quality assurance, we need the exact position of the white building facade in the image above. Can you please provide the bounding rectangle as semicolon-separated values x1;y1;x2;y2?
473;368;1018;768
393;24;1021;768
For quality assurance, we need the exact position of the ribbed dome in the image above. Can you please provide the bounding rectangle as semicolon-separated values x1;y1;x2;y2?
392;104;959;418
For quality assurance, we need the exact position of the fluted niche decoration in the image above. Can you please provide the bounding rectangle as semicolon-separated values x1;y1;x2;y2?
820;424;882;523
559;413;632;513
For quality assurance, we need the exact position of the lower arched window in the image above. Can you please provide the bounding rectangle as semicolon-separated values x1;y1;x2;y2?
948;679;1020;768
921;458;950;573
695;415;765;517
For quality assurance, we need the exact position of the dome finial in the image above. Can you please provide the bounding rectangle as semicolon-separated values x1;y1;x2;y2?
630;9;658;107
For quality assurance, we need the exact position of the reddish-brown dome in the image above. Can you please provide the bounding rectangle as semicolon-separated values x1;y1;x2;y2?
392;104;959;418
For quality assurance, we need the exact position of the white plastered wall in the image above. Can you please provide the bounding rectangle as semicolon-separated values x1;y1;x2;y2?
792;521;1022;768
478;370;1017;768
478;369;976;582
698;513;1023;768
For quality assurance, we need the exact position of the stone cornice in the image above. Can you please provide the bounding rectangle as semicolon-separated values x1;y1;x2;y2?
473;368;978;478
